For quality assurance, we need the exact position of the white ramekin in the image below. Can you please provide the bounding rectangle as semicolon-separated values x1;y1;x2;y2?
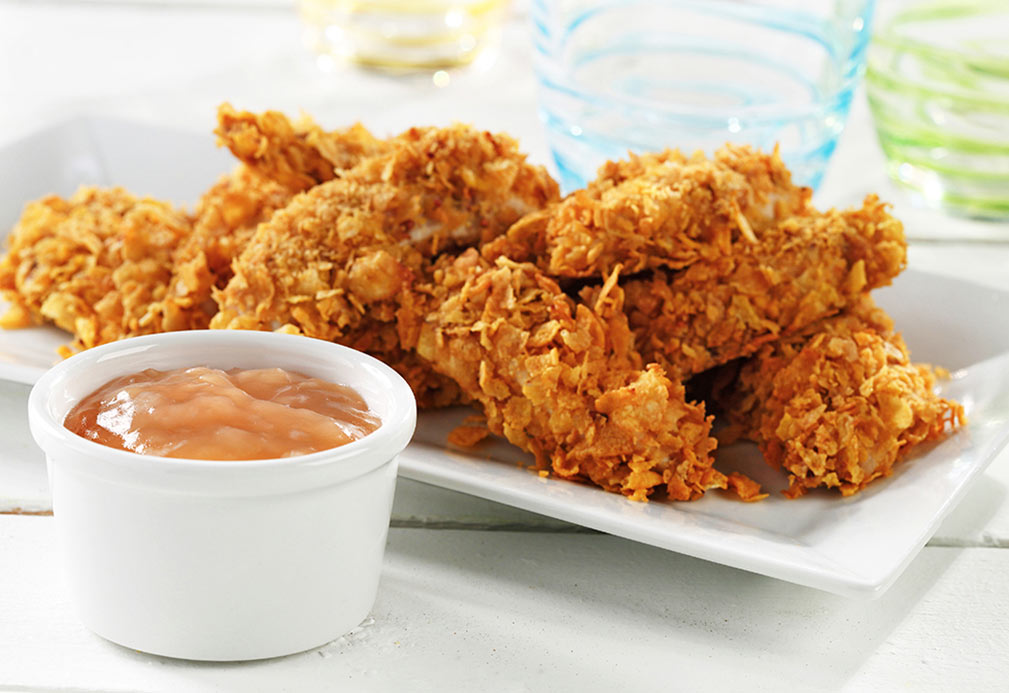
27;330;417;661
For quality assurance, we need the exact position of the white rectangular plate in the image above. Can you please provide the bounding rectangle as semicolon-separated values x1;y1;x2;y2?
3;119;1008;598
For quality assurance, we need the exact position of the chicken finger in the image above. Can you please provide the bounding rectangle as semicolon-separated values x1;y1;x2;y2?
412;250;724;501
713;296;965;497
483;144;810;278
0;187;190;353
602;195;906;377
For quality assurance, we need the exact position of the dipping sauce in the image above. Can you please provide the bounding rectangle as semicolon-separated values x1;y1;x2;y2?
64;367;381;460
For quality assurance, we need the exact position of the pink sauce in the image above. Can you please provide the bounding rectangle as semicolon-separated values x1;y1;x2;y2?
64;367;381;460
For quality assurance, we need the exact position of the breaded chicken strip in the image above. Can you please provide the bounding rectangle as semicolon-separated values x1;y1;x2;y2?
346;124;559;253
713;296;965;497
0;187;190;354
211;124;558;406
483;144;809;278
410;250;726;501
163;165;294;330
215;103;387;191
597;195;906;377
0;168;294;347
208;177;455;402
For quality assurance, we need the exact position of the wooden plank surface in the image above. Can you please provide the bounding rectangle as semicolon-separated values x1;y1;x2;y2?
1;515;1006;692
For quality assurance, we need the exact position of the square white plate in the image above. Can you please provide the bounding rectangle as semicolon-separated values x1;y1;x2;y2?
2;119;1008;599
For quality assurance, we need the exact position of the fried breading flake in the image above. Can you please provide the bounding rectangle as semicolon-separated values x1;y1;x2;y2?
447;415;490;448
725;472;769;502
482;144;810;278
215;103;386;191
601;195;907;377
413;250;723;501
0;187;190;353
188;165;294;278
713;296;965;497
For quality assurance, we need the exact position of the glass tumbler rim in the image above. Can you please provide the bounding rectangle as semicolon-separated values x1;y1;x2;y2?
532;0;875;125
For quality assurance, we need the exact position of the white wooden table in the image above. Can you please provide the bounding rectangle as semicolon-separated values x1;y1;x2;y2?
1;2;1008;690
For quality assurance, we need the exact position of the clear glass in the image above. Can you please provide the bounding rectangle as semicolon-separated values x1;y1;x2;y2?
532;0;876;192
299;0;509;71
866;1;1009;220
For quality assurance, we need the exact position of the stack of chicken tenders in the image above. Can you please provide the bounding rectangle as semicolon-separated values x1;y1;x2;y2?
0;105;964;502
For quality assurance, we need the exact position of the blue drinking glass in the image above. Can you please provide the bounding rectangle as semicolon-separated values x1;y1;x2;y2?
532;0;876;192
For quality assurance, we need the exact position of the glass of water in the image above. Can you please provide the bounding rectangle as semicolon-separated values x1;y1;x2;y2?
532;0;876;192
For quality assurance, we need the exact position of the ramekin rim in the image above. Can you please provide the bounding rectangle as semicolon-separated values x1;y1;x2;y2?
27;330;418;473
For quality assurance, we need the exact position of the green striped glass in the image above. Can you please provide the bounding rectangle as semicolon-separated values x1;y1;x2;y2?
866;1;1009;220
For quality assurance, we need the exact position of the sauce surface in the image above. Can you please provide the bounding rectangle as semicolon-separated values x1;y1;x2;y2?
64;367;381;460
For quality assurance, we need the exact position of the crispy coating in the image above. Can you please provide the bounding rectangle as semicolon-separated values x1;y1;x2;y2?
483;144;810;278
602;195;907;377
713;296;965;497
163;165;294;330
0;187;190;353
412;250;724;501
187;165;295;279
208;178;440;389
213;124;558;331
211;124;558;406
321;315;467;410
215;103;386;191
345;125;559;253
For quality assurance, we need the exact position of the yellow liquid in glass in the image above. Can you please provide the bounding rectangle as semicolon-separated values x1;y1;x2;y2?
298;0;509;70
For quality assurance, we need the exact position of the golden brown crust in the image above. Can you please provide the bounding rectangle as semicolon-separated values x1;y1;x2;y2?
713;296;965;497
412;250;723;501
0;187;190;352
349;125;559;251
215;103;386;191
483;144;810;278
210;123;558;407
209;179;426;334
605;195;907;377
163;165;295;330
